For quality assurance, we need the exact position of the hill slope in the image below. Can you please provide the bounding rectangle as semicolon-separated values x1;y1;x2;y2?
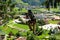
15;0;29;6
22;0;46;6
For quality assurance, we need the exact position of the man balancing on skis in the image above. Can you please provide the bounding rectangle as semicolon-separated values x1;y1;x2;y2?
26;10;36;34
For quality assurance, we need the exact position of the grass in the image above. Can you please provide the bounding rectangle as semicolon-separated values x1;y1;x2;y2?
1;19;59;34
32;8;60;12
0;19;60;40
8;19;29;30
37;30;49;39
0;20;29;36
0;25;18;35
13;23;29;30
48;20;60;24
50;8;60;12
55;34;60;39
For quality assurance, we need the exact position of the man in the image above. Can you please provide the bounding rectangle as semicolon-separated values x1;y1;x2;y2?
26;10;36;34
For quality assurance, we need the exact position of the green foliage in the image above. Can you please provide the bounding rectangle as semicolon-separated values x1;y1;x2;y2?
20;8;27;13
37;20;46;26
13;23;29;30
15;31;21;37
12;7;19;14
49;36;56;40
48;20;60;24
15;0;29;9
36;23;43;36
27;31;39;40
0;25;18;35
0;0;17;15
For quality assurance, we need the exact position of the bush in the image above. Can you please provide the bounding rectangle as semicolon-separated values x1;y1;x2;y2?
27;31;39;40
37;20;46;26
49;35;56;40
36;26;43;36
15;31;21;38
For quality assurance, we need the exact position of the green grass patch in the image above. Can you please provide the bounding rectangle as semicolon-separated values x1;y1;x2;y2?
33;8;60;12
0;26;18;35
50;8;60;12
13;23;29;30
37;30;49;38
48;20;60;24
0;20;29;35
8;20;29;30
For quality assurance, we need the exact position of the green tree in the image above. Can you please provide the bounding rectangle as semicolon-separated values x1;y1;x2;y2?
46;0;50;11
44;0;59;10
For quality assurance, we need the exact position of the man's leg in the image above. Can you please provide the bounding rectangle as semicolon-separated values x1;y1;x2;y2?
28;23;33;31
33;21;36;34
28;21;33;31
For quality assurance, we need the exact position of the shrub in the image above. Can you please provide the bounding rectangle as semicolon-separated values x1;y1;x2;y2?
37;20;46;26
27;31;39;40
49;36;56;40
15;31;21;38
